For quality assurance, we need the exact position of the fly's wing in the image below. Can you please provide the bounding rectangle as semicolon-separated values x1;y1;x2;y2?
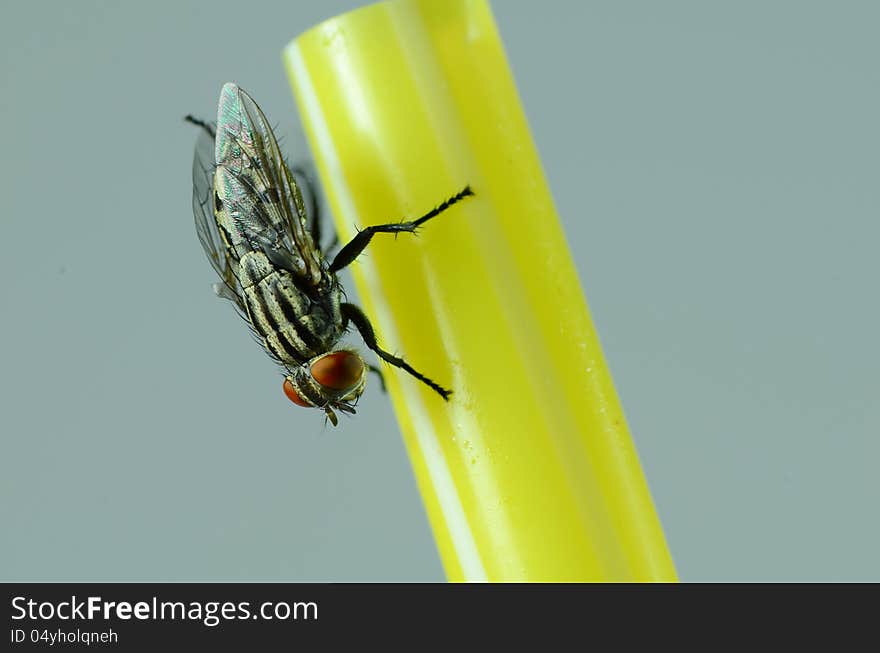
191;125;247;315
213;83;323;287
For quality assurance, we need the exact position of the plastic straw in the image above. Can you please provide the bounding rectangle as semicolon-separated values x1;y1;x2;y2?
284;0;677;581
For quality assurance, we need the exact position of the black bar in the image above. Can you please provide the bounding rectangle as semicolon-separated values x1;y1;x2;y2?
2;583;876;649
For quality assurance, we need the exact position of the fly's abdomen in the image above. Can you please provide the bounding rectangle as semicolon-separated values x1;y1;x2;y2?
239;251;330;366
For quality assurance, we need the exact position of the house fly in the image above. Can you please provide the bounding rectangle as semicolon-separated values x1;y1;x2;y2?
186;83;473;425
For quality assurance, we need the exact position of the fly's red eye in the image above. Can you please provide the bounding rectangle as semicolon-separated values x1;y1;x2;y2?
311;351;364;391
282;378;312;407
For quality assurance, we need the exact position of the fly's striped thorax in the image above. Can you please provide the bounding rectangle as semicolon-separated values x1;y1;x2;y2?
238;251;342;366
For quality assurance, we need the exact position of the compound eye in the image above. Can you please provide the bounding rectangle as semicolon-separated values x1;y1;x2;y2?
310;351;365;391
282;378;312;407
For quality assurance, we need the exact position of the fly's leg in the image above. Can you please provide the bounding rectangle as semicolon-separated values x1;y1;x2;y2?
367;364;387;393
328;186;473;274
184;115;216;140
341;303;451;400
289;165;322;249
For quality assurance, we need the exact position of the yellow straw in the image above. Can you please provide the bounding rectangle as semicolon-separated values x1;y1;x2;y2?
284;0;677;582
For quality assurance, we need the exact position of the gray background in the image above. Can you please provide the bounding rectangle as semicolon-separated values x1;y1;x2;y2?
1;0;877;581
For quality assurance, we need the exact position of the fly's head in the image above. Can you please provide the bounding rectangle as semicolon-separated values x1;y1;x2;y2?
282;350;367;426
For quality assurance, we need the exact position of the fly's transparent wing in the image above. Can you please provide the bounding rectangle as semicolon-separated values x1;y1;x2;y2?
191;124;247;314
213;83;323;287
